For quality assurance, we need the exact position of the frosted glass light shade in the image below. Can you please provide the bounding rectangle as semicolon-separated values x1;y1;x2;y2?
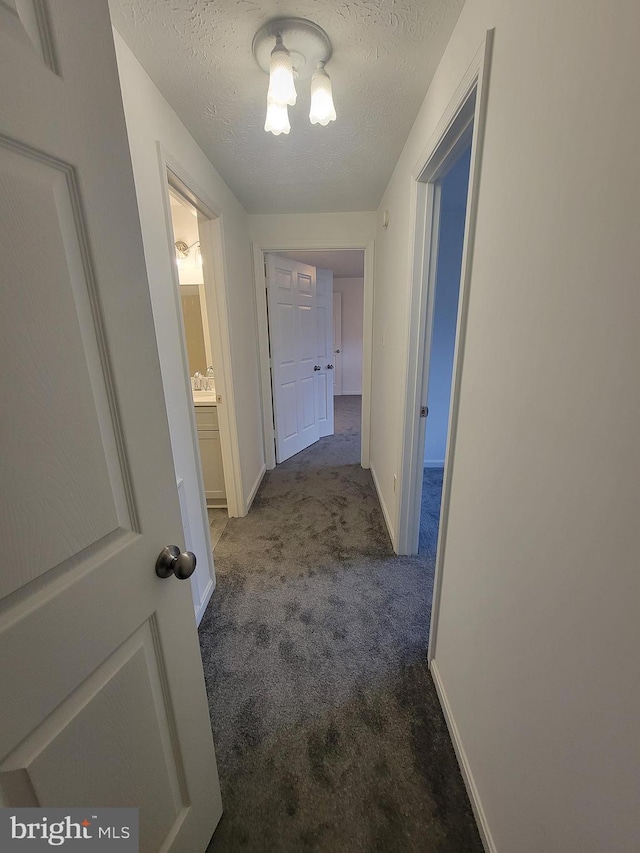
264;100;291;135
309;63;336;126
267;35;297;106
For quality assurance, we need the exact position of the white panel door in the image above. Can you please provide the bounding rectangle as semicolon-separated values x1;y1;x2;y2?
0;3;221;851
266;254;320;462
316;268;335;438
332;292;343;395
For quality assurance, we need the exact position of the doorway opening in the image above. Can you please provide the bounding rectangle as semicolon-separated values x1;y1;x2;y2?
395;34;493;683
253;243;374;472
167;186;229;549
419;147;472;560
163;159;249;571
261;249;367;466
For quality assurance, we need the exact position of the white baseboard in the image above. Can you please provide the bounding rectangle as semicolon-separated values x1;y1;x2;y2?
194;577;215;627
429;659;496;853
245;462;266;514
424;458;445;468
370;462;397;551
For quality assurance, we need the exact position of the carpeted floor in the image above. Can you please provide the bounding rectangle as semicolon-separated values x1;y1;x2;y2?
419;466;444;560
199;396;481;852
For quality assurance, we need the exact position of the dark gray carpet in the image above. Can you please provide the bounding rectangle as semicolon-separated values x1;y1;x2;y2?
420;466;444;560
199;396;481;852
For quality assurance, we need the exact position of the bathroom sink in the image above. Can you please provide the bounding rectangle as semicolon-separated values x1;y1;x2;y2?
192;390;217;405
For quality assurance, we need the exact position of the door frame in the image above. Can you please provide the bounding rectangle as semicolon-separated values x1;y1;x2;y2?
332;291;343;396
396;32;494;652
253;241;374;470
157;144;244;522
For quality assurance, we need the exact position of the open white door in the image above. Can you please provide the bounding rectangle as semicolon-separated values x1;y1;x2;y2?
266;254;319;462
0;3;221;851
316;268;334;438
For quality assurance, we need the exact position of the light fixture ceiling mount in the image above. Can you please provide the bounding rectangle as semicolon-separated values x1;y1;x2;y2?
252;18;332;80
253;17;336;135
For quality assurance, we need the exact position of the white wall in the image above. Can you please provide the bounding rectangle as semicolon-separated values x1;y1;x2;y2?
333;277;364;395
371;0;640;850
424;148;470;466
248;212;376;248
113;32;265;614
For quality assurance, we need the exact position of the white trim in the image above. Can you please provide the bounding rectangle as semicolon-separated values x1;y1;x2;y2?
245;462;266;513
427;33;494;662
360;241;375;469
394;32;494;670
424;459;445;468
429;660;496;853
158;144;245;518
194;577;215;627
155;150;216;601
252;240;374;471
370;463;397;551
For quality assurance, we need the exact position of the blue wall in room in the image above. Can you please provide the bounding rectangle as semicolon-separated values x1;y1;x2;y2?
424;146;471;466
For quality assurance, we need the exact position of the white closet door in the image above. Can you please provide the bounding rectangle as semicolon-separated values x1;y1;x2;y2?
266;254;319;462
316;268;335;437
0;3;221;850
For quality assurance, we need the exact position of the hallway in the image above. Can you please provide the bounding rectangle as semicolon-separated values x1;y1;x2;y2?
199;397;481;851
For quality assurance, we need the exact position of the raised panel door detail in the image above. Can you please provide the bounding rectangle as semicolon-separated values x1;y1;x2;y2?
317;373;328;421
0;145;133;599
298;305;315;362
1;624;185;853
275;268;292;290
194;406;219;430
282;382;297;439
297;272;313;297
300;376;315;430
0;0;57;73
277;303;295;365
317;305;328;360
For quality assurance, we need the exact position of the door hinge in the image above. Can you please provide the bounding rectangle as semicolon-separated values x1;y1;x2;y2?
420;405;429;418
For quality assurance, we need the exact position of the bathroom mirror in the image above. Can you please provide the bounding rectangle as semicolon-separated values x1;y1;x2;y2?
180;285;210;376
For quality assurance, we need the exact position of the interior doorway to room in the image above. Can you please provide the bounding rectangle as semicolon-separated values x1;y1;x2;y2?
419;147;472;559
263;249;366;465
167;184;229;548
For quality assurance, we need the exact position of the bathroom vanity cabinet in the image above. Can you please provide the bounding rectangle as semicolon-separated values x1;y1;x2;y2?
195;404;226;506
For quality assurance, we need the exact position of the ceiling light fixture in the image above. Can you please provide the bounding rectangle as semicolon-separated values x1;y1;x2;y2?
267;34;297;107
253;18;336;136
264;100;291;136
309;62;336;126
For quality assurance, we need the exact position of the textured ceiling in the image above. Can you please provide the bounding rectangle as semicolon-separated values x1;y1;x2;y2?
279;249;364;277
109;0;465;214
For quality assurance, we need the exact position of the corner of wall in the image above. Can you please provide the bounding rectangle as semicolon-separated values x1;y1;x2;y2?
370;461;398;552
